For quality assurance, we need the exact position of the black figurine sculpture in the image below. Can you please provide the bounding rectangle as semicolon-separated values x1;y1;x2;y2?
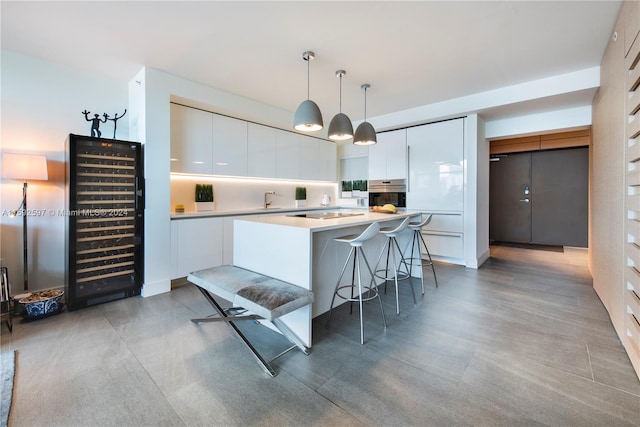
82;110;107;137
105;109;127;139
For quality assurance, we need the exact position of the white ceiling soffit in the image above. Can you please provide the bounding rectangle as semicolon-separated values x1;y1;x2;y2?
0;1;622;123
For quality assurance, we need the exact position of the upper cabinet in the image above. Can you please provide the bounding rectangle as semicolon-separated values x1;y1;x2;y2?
170;103;336;181
247;123;276;178
298;135;337;181
406;118;464;211
368;129;407;180
213;114;248;176
170;104;213;174
276;129;299;179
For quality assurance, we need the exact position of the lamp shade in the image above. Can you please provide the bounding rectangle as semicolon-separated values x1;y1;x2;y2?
1;153;48;180
353;121;377;146
294;99;323;132
328;112;354;141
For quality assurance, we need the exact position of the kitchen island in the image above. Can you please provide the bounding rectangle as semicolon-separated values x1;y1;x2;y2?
233;209;422;347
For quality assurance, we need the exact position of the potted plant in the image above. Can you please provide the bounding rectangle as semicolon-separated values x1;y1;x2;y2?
195;183;214;212
295;186;307;208
352;180;363;198
341;180;353;198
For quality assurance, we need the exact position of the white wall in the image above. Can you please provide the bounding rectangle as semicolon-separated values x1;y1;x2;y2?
0;51;129;292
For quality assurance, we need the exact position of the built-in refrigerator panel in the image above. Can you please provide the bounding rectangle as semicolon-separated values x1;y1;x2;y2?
65;134;144;310
406;119;464;211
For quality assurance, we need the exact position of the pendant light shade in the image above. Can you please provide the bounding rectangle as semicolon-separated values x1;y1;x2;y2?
328;70;353;141
353;121;377;146
353;84;377;145
294;51;323;132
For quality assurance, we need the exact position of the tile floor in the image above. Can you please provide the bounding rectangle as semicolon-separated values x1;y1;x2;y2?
2;245;639;426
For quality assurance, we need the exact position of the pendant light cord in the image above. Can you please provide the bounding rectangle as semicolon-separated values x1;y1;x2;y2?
307;57;310;100
339;74;343;113
364;87;367;121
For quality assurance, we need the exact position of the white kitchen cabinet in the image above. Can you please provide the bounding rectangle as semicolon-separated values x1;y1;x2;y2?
368;129;407;180
406;118;464;211
276;129;299;179
422;231;464;260
299;135;319;180
247;123;276;178
170;104;336;182
319;139;337;181
172;217;224;279
170;103;213;174
212;114;248;176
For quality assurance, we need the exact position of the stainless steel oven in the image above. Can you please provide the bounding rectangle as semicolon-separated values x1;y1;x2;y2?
368;179;407;208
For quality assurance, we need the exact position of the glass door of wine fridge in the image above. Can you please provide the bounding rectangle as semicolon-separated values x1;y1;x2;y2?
65;134;144;310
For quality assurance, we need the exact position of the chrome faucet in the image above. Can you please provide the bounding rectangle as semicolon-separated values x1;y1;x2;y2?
264;191;275;208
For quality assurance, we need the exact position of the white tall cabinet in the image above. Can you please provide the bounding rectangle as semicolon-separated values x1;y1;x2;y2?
406;118;465;264
368;129;407;180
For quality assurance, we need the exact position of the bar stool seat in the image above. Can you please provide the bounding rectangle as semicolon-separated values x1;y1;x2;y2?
405;214;438;294
326;222;387;344
373;217;416;314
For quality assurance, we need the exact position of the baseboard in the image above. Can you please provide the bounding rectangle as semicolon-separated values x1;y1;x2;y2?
141;279;171;297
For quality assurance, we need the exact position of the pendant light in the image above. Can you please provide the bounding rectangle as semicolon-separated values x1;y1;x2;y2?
293;51;323;132
328;70;353;141
353;84;377;145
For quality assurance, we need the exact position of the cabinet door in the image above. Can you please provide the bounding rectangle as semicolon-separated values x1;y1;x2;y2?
170;104;213;174
247;123;276;178
299;135;320;180
407;119;464;211
367;136;387;180
276;130;299;179
383;129;407;179
213;114;248;176
175;218;223;278
318;140;337;181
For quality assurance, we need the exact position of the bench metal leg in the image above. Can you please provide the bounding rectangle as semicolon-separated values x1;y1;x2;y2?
192;286;277;377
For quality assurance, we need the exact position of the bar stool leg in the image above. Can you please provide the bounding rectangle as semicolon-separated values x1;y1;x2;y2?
360;247;387;331
393;236;416;306
408;230;424;295
418;231;438;288
326;246;355;329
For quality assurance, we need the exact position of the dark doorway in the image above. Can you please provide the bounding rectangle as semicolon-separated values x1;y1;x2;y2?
490;147;588;247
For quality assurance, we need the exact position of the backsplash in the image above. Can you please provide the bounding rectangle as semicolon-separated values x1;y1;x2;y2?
170;175;338;213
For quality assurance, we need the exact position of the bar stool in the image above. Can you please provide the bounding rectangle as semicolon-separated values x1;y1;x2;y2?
326;222;387;345
373;217;415;314
405;214;438;294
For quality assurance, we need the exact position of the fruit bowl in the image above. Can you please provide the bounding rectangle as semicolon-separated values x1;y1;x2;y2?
18;289;64;318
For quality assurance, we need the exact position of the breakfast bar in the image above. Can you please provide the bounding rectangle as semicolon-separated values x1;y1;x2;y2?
233;209;422;347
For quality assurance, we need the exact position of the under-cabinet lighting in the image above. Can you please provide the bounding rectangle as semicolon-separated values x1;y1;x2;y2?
170;173;336;187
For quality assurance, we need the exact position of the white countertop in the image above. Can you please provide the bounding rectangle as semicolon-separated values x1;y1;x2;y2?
170;205;348;220
235;209;422;232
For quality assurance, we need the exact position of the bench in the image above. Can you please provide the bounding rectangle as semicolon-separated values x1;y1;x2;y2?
187;265;314;377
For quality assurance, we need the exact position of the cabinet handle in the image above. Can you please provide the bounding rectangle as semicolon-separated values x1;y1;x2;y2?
407;145;411;192
423;232;463;238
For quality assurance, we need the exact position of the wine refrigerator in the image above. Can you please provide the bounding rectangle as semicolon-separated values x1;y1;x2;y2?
65;134;144;310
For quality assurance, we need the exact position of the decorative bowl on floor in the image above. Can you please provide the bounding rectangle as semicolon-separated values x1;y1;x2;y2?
18;289;64;318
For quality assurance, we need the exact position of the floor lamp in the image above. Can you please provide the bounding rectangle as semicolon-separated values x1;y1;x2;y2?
1;153;48;292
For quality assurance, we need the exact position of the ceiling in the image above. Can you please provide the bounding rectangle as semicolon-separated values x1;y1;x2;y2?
0;1;622;124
